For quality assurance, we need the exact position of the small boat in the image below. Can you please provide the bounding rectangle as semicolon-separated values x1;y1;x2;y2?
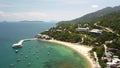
48;52;50;55
25;55;28;58
16;58;21;62
36;56;39;59
15;50;19;53
10;64;15;67
28;62;31;66
20;53;23;55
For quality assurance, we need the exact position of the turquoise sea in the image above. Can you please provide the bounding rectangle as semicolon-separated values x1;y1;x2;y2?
0;22;89;68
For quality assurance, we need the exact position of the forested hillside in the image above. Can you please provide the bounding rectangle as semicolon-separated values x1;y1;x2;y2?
41;8;120;68
58;5;120;24
96;10;120;34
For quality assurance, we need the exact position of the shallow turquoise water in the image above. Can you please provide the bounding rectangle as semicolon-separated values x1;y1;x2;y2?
8;40;87;68
0;22;88;68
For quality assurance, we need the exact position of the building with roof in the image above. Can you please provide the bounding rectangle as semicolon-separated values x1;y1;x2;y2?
76;27;89;32
89;29;102;34
108;48;118;53
107;57;120;68
35;34;51;40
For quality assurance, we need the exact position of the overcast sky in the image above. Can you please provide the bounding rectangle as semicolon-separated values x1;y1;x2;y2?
0;0;120;22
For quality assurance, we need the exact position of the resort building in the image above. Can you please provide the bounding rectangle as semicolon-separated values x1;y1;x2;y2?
76;24;89;32
76;27;89;32
107;56;120;68
42;35;51;40
89;29;102;34
104;46;120;68
35;34;51;40
56;29;62;32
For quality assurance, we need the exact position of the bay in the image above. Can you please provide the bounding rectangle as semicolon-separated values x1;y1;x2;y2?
0;22;88;68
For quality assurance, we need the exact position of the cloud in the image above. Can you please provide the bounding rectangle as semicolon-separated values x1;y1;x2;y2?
0;11;84;21
91;5;99;8
0;11;87;21
12;12;48;18
47;0;90;5
0;11;49;21
0;11;4;14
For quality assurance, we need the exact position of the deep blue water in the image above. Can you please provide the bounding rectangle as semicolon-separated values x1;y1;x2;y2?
0;22;88;68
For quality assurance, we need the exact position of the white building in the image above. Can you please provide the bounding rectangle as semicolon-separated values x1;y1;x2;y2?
35;34;51;40
107;58;120;67
56;29;62;32
76;27;89;32
89;29;102;34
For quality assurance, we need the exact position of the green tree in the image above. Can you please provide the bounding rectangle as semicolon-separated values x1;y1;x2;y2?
96;45;105;59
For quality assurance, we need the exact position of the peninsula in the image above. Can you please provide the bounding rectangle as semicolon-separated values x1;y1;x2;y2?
40;6;120;68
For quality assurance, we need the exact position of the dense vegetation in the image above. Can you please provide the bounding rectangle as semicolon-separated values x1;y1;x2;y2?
94;10;120;59
41;24;82;43
41;7;120;68
97;10;120;34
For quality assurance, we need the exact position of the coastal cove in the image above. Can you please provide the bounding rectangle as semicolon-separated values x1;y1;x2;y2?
1;0;120;67
0;22;92;68
11;40;90;68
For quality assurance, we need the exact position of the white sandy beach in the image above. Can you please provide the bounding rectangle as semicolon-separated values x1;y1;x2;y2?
42;39;95;68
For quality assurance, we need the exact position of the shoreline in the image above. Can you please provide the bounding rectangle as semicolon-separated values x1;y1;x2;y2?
40;39;95;68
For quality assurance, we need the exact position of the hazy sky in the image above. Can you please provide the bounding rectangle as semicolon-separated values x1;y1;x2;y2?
0;0;120;21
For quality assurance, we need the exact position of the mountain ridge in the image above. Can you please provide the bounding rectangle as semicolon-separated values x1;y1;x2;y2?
58;5;120;24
